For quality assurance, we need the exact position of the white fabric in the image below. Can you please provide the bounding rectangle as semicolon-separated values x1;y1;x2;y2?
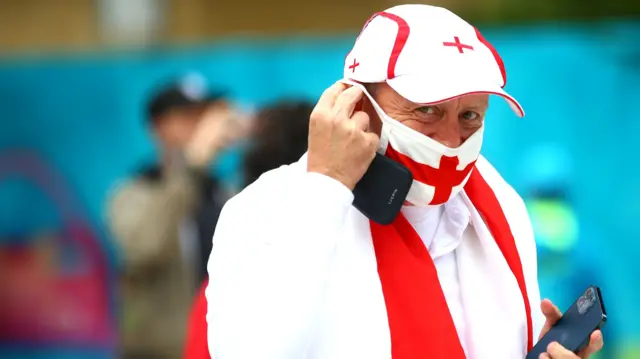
343;79;484;207
343;4;524;117
206;154;545;359
402;196;471;355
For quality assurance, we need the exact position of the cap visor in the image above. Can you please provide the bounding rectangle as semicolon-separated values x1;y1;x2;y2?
387;75;525;117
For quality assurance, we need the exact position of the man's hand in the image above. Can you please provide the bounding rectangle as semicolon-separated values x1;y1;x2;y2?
185;104;244;167
537;299;604;358
307;82;379;190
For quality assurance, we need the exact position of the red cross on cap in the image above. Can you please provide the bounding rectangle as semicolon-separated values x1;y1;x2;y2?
442;36;474;53
348;58;360;73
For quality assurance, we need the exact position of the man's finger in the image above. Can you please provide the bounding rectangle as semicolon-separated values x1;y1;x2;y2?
333;86;364;119
578;330;604;358
364;132;381;156
350;111;370;132
541;299;562;323
539;299;564;340
315;82;348;112
546;341;574;358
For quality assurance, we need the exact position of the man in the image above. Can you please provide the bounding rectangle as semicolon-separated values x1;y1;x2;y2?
206;5;604;359
183;100;315;359
108;75;242;359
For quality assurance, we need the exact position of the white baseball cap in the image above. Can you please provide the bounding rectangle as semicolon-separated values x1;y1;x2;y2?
343;4;525;117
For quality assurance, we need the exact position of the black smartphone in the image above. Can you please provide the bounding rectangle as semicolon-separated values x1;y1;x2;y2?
526;285;607;359
352;153;413;225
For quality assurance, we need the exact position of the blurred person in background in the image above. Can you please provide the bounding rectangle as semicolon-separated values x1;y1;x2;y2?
183;99;314;359
242;100;315;185
107;75;244;359
205;5;604;359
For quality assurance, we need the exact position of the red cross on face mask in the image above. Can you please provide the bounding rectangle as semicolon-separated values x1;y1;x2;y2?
355;83;484;206
385;149;477;205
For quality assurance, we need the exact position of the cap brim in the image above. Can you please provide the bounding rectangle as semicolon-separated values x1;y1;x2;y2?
386;75;525;117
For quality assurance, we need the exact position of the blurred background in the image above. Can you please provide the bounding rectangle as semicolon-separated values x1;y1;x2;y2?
0;0;638;358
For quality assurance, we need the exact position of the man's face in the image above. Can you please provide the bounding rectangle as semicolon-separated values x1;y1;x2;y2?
152;105;206;149
365;83;489;148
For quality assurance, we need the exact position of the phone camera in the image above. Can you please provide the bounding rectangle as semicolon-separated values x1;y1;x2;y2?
577;288;596;315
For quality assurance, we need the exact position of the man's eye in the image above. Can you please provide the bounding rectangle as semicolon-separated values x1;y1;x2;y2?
461;111;480;121
416;106;436;115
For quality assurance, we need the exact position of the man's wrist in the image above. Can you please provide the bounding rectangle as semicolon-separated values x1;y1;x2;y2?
306;166;356;191
301;172;355;226
184;144;218;169
166;149;207;180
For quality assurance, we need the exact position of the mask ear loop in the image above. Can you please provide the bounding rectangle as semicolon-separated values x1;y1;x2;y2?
362;88;391;156
340;79;392;155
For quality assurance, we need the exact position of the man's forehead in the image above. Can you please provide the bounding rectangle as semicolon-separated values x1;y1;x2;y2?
454;93;490;107
409;93;490;108
375;82;489;108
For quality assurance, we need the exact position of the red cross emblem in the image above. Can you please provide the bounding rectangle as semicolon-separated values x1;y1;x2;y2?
348;58;360;73
443;36;474;54
386;147;476;205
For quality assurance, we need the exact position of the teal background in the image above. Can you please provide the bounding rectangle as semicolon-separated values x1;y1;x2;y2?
0;20;638;357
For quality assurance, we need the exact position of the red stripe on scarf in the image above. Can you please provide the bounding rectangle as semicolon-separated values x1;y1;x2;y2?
370;168;533;358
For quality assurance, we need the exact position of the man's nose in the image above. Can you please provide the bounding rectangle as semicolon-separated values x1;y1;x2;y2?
430;113;462;148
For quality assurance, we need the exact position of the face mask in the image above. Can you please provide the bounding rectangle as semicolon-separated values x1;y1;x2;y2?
347;81;484;207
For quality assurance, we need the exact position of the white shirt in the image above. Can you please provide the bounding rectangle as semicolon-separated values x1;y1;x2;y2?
401;193;471;355
207;155;544;359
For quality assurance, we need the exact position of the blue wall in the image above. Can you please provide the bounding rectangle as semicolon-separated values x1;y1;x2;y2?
0;20;639;356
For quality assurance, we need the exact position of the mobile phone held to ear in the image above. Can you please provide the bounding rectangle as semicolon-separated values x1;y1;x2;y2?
526;285;607;359
352;153;413;225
